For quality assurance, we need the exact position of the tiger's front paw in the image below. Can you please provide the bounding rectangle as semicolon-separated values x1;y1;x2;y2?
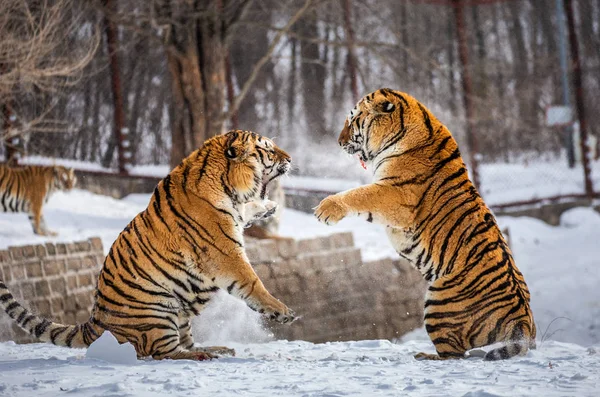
314;195;348;225
244;200;278;226
259;301;296;324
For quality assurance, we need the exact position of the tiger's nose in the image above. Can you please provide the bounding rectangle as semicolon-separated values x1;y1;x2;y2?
338;120;351;146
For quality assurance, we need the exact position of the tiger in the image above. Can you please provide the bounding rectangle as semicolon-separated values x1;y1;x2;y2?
0;164;76;236
315;88;536;361
0;130;295;361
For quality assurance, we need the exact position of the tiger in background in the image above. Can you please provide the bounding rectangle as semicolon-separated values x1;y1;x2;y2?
315;88;536;361
0;164;76;236
0;130;295;361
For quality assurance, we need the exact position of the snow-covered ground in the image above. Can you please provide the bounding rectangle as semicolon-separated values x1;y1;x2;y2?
1;189;599;396
0;337;597;397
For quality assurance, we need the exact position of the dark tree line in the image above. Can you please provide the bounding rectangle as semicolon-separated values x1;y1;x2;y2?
2;0;599;177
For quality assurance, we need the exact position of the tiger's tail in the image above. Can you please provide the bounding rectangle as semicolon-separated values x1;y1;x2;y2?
484;321;536;361
0;280;103;348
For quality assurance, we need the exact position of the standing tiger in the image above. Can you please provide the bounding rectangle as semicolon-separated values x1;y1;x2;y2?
315;89;536;361
0;130;295;360
0;164;76;236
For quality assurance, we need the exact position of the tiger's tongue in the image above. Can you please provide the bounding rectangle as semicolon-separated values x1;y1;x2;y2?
358;156;367;170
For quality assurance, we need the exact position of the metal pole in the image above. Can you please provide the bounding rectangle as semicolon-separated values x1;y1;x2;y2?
564;0;594;198
452;0;480;189
555;0;575;168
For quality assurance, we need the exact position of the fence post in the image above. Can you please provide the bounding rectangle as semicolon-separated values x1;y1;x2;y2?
564;0;594;198
452;0;480;189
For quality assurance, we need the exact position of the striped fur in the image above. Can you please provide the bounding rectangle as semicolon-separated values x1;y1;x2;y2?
315;89;536;360
0;130;295;360
0;164;76;236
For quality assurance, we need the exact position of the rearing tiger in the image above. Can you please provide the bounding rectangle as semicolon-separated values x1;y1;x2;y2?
0;130;295;360
0;164;76;236
315;88;536;360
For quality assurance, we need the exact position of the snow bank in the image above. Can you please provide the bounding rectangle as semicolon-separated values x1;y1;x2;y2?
85;331;137;365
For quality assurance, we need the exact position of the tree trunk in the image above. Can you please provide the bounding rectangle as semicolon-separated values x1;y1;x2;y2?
165;0;226;168
298;11;326;141
102;0;127;173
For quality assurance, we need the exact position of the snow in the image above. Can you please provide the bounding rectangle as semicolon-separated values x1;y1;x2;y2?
0;339;598;396
17;155;600;206
0;189;599;396
85;332;137;365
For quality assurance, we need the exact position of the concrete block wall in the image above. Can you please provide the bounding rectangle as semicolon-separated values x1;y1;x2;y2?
0;238;103;343
246;232;426;343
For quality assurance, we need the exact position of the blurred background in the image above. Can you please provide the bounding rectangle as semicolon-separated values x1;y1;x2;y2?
1;0;599;210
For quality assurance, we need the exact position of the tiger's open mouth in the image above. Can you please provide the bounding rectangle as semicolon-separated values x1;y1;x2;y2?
260;162;290;199
342;143;368;162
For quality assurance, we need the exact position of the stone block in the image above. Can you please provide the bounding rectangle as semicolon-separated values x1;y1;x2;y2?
89;237;103;252
330;232;354;249
34;280;51;297
25;262;43;278
62;312;76;325
64;296;78;312
66;243;78;254
43;260;66;276
45;243;57;256
77;272;94;288
11;264;25;280
55;243;68;255
2;266;11;282
50;278;67;296
253;263;272;280
82;256;99;269
276;238;298;259
297;237;323;253
76;310;90;324
66;275;78;290
50;297;64;315
0;250;11;264
251;240;278;263
20;281;35;299
74;241;91;253
66;258;82;271
34;245;47;258
31;299;51;316
9;246;23;261
74;291;93;310
22;245;37;259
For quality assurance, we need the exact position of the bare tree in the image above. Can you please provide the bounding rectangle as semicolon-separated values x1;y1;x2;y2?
0;0;99;161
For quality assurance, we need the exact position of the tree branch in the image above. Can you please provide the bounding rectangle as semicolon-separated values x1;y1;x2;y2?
222;0;314;123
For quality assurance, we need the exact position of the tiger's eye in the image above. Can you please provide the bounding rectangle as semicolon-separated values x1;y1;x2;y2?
382;101;395;112
225;147;237;159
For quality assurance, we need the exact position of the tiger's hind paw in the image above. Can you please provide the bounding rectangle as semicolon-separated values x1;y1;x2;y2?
414;352;440;361
193;346;236;357
414;352;463;361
